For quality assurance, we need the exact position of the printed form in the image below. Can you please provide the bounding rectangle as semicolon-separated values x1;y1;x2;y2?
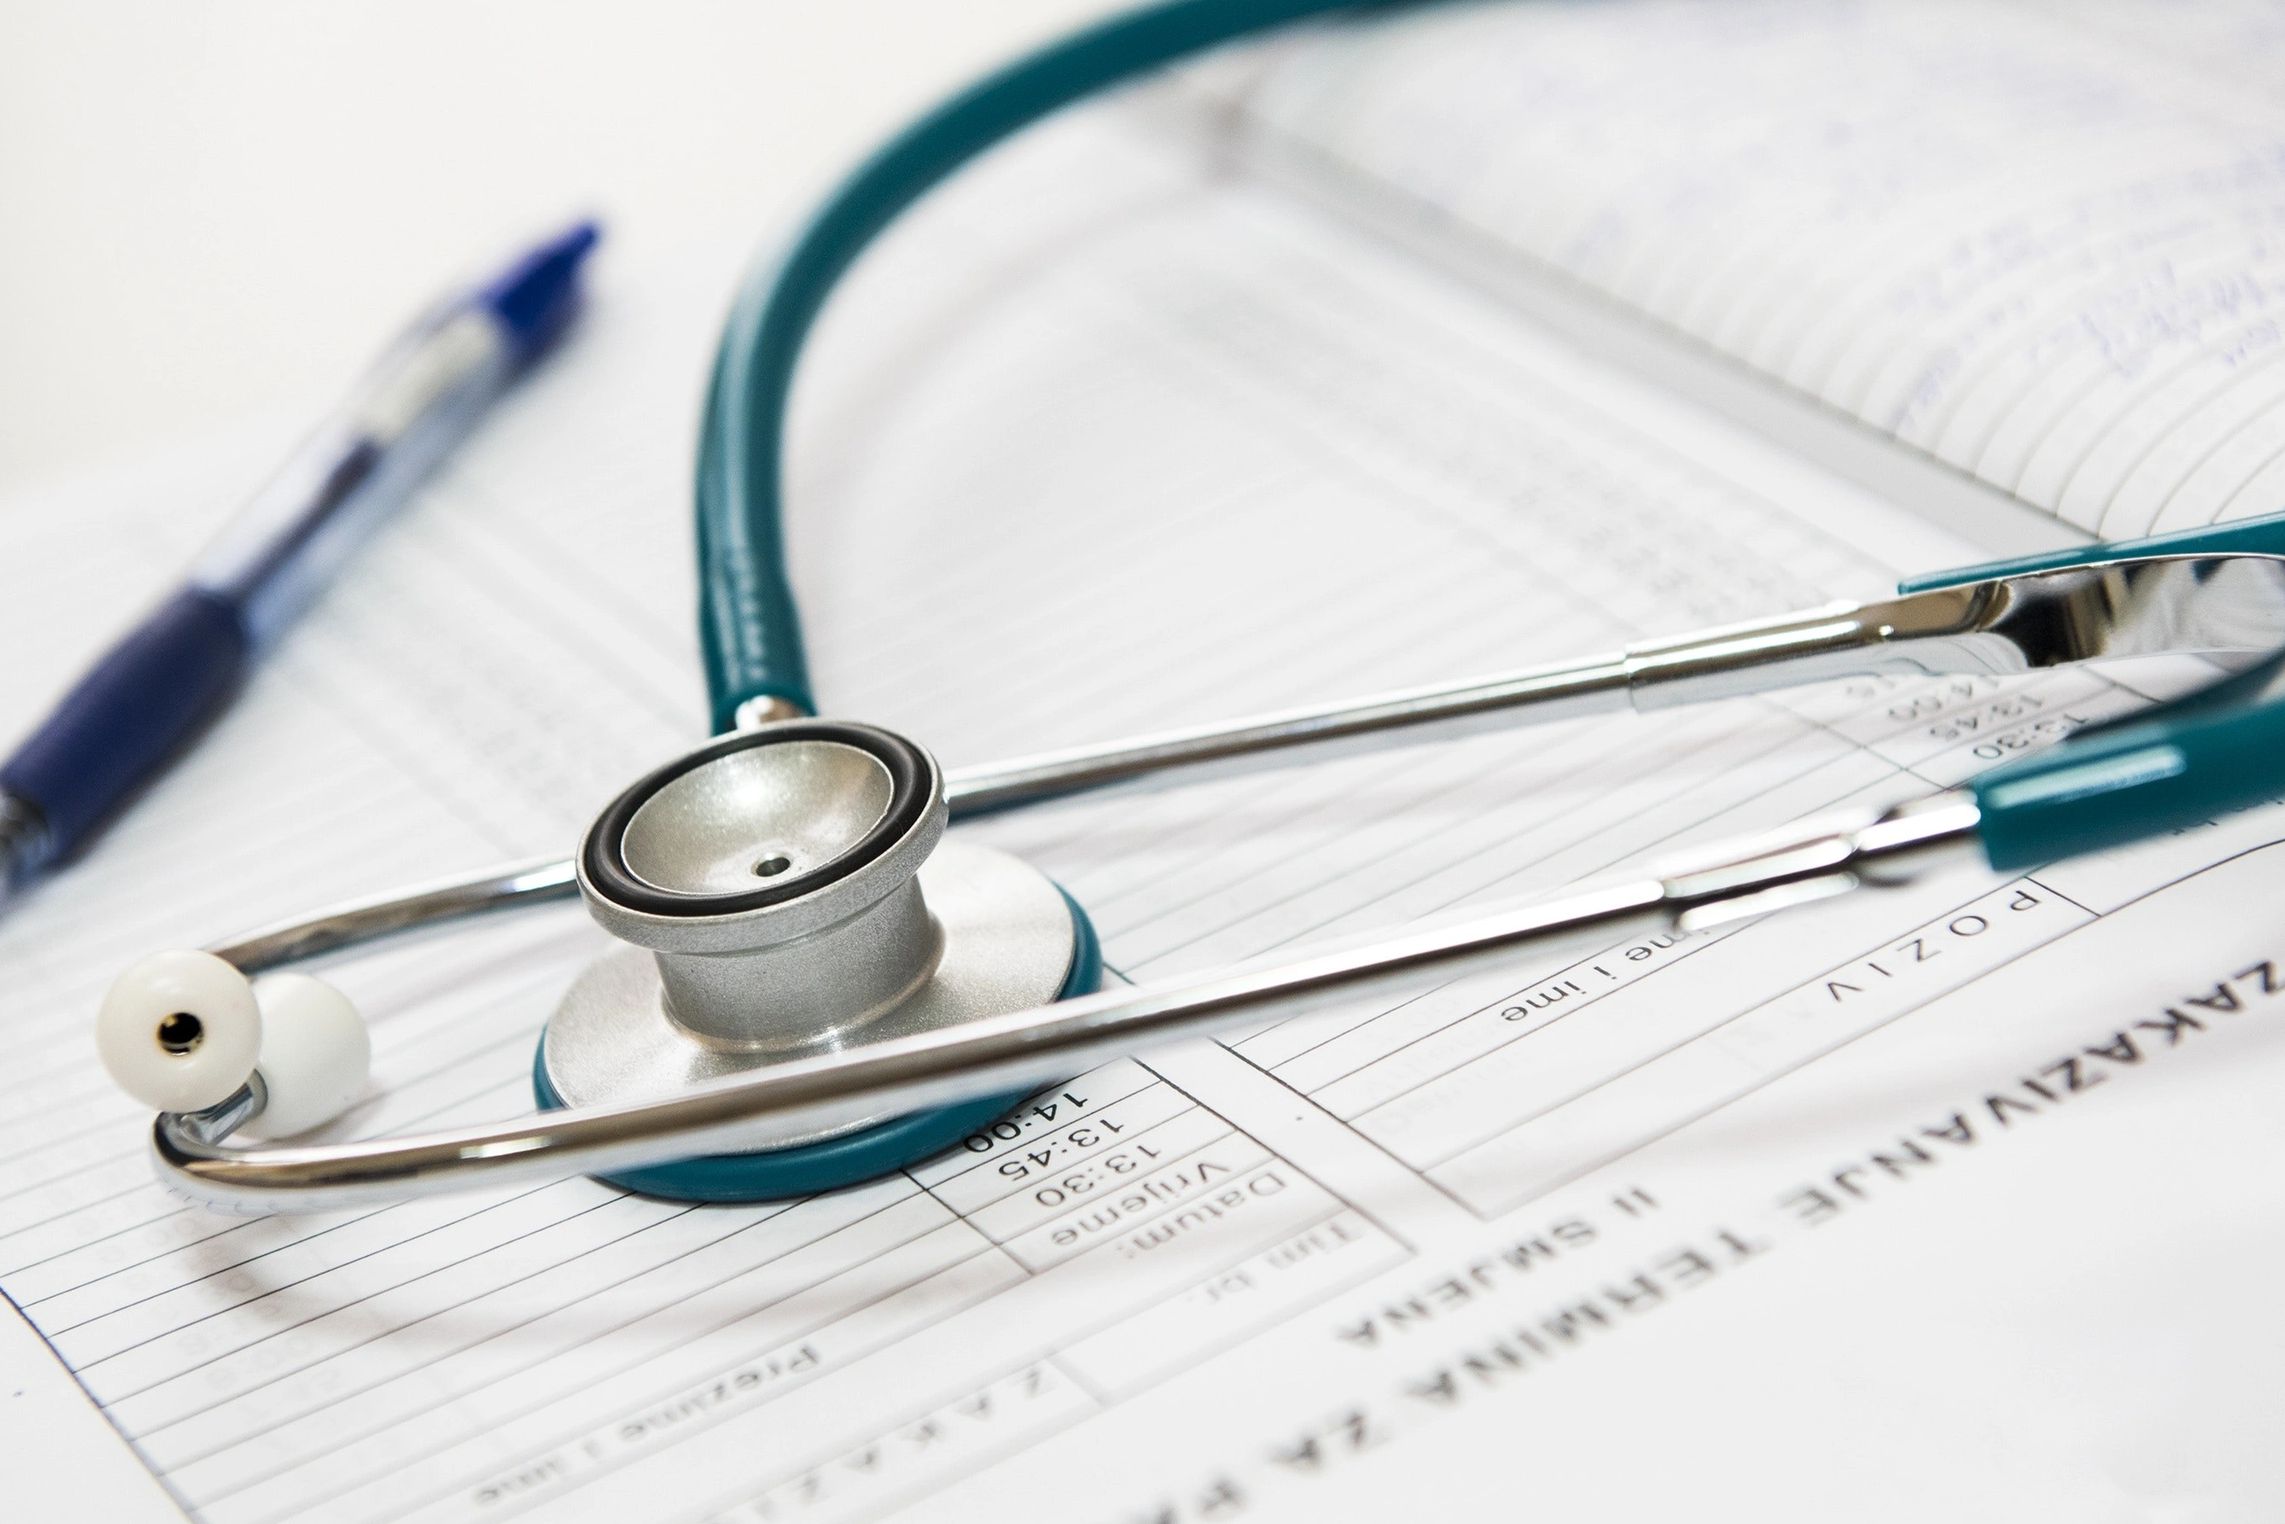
6;13;2285;1522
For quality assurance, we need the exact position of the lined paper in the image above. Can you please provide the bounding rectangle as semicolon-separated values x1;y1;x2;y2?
1226;0;2285;538
5;13;2285;1520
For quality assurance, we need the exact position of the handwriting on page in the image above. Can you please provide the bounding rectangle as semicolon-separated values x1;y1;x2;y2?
1232;0;2285;539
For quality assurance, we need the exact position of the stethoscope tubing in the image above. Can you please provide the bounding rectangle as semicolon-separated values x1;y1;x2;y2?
694;0;1414;729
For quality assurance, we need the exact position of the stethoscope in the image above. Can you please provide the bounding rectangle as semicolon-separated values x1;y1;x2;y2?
95;0;2285;1214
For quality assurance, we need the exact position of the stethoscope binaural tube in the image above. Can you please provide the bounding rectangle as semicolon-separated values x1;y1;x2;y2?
145;793;1985;1215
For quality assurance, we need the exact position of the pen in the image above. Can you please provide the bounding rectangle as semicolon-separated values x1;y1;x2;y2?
0;220;601;908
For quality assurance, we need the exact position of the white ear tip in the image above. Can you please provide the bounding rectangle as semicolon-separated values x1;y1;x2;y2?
97;949;262;1113
240;973;370;1139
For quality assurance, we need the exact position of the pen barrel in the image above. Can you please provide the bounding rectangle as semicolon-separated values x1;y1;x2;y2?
191;310;512;649
0;588;248;861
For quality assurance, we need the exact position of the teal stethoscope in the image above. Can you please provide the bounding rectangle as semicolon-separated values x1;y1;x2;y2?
97;0;2285;1212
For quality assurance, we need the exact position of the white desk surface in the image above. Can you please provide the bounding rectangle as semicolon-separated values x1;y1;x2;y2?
0;0;1110;498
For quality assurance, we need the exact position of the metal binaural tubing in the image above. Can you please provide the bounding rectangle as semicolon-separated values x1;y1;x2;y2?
945;653;1636;814
936;594;1977;813
199;551;2285;972
199;553;2285;971
935;601;1912;816
159;793;1981;1213
948;552;2285;812
213;856;577;974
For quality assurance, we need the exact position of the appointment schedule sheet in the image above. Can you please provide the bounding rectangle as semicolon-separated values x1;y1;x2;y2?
4;27;2285;1524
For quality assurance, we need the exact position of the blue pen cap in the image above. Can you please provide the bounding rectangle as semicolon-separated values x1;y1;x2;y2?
478;220;601;364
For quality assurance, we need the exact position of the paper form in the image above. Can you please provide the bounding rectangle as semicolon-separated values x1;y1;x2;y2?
5;21;2285;1524
2;1283;181;1521
1224;0;2285;538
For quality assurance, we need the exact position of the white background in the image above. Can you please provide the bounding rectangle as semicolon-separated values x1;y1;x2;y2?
0;0;1113;496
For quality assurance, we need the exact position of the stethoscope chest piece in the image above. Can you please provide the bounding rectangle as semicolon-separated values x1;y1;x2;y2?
540;719;1098;1201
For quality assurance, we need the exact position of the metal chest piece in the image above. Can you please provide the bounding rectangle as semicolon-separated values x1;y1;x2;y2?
536;719;1098;1201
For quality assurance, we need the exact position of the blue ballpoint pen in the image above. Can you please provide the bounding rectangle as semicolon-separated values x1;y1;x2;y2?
0;220;601;906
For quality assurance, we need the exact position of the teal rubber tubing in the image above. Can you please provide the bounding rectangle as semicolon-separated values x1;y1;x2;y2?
1974;647;2285;873
1907;509;2285;871
693;0;1414;731
1898;509;2285;592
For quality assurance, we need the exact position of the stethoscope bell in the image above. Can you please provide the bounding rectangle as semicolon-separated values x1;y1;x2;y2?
539;719;1098;1201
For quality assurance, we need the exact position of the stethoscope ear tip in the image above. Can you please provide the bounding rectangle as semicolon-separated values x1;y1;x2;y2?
234;972;371;1139
99;949;264;1114
99;950;370;1137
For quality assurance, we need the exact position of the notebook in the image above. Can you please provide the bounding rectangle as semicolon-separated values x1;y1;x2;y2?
6;2;2284;1519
